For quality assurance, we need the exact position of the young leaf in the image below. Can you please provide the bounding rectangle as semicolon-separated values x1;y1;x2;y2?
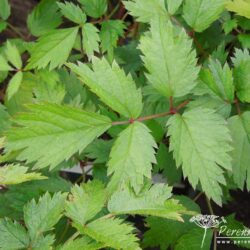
232;49;250;102
226;0;250;19
82;23;100;59
167;108;232;205
166;0;183;15
139;16;199;98
107;122;157;194
80;217;140;250
58;2;86;24
27;0;62;36
65;181;107;225
228;112;250;190
24;192;67;241
0;164;47;185
108;184;190;221
26;27;78;70
123;0;167;23
7;71;23;100
68;57;143;119
5;103;111;169
78;0;107;18
199;59;234;102
0;218;29;249
0;55;13;71
5;41;22;69
0;0;10;20
100;20;125;53
183;0;226;32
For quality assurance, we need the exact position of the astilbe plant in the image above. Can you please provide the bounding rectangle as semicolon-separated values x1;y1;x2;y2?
0;0;250;249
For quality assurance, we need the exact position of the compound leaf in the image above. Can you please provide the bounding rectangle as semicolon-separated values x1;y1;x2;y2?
167;108;232;205
68;57;143;118
0;164;46;185
80;217;140;250
24;192;67;241
183;0;226;32
26;27;78;70
27;0;62;36
228;112;250;190
107;122;157;194
139;16;199;98
5;103;111;169
5;41;22;69
65;181;107;225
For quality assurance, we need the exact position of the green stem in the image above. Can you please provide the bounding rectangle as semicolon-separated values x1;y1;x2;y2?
201;228;207;248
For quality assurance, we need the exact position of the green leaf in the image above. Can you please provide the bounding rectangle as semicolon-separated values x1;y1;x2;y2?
100;20;125;53
123;0;167;23
238;34;250;48
0;55;13;71
199;59;234;102
5;41;22;69
33;69;65;104
65;181;107;225
174;228;213;250
26;27;78;70
228;112;250;190
227;0;250;19
0;218;29;249
139;16;199;98
223;18;238;34
166;0;183;15
0;104;10;135
232;49;250;102
143;196;200;250
59;236;103;250
27;0;62;37
82;23;100;59
58;2;86;24
0;0;10;20
80;217;140;250
107;122;157;194
24;192;67;241
5;103;111;169
183;0;226;32
167;108;232;205
78;0;107;18
7;71;23;100
108;184;190;221
68;57;143;118
0;20;7;32
0;164;47;185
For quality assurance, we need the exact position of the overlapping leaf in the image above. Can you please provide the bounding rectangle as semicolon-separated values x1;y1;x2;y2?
123;0;167;23
183;0;227;32
139;16;199;98
107;122;157;194
26;27;78;70
68;57;143;118
5;103;111;169
228;112;250;190
226;0;250;19
167;107;232;205
0;164;46;185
